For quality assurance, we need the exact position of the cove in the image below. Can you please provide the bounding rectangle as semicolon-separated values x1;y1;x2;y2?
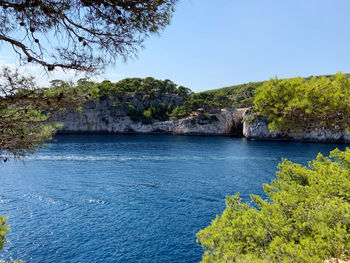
0;134;347;262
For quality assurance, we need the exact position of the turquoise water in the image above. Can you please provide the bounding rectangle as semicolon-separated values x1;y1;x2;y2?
0;135;347;262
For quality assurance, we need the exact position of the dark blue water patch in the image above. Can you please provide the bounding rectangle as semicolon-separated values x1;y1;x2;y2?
0;134;347;262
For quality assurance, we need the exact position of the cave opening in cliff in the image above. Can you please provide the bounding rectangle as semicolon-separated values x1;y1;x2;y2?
230;121;244;137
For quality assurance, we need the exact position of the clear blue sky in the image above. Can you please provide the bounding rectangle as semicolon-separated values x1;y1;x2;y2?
2;0;350;92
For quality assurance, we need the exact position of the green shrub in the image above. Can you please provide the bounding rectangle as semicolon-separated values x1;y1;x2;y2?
142;108;153;124
170;104;193;119
197;148;350;263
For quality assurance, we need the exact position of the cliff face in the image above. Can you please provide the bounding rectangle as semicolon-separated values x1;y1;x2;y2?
56;98;247;136
242;109;350;143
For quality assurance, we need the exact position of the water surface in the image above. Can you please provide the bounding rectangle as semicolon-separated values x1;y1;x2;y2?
0;135;347;262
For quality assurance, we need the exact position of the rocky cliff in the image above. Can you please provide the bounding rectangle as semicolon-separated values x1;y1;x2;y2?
56;98;247;136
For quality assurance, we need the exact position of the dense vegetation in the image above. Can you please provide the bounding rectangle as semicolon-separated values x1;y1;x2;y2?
197;148;350;263
96;77;191;98
254;72;350;133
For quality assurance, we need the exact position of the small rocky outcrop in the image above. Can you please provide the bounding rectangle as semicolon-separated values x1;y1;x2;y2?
243;108;350;143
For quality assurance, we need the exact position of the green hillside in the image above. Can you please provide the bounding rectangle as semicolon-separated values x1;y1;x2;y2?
197;73;350;109
198;81;264;108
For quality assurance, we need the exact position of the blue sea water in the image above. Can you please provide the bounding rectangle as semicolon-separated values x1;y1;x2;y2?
0;134;347;262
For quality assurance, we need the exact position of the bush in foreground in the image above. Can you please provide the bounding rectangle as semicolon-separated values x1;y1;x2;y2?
197;148;350;263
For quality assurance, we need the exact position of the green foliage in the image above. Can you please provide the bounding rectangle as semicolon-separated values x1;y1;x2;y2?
170;102;193;119
176;86;192;99
254;72;350;133
142;108;153;123
0;0;177;72
197;148;350;263
0;68;97;161
169;92;231;119
129;103;173;124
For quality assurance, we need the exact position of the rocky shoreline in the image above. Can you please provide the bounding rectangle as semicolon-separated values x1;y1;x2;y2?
55;99;350;143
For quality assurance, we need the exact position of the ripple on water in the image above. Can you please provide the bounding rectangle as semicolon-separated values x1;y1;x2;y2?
26;155;279;162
